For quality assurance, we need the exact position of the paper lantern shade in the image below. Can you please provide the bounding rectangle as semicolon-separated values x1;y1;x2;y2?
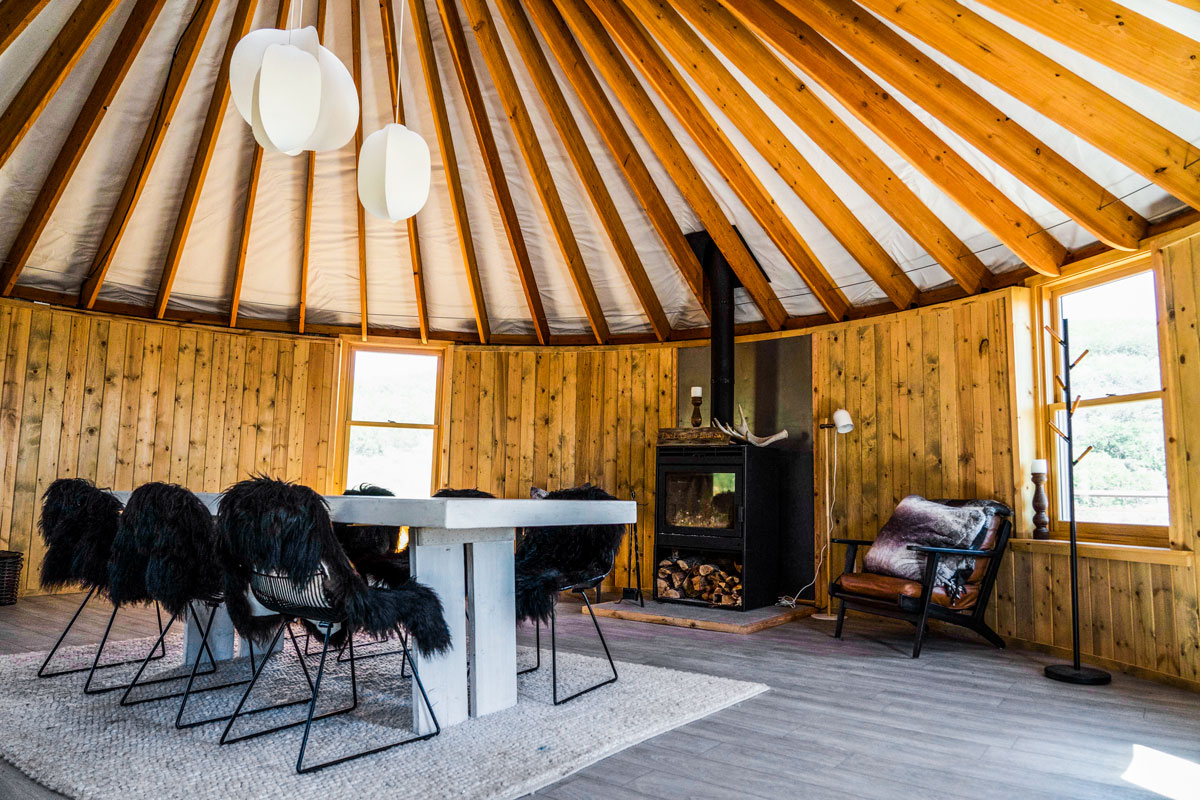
255;43;322;153
303;45;360;153
229;26;357;154
358;124;431;222
230;27;289;125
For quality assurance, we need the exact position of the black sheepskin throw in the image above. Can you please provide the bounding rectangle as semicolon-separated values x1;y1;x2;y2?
517;484;625;623
864;496;999;598
433;488;495;499
218;476;451;656
38;478;124;593
107;482;219;618
335;484;409;589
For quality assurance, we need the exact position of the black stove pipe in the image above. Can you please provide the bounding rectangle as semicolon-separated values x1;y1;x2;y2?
705;243;735;427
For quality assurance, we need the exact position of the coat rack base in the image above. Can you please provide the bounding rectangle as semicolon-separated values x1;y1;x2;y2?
1044;663;1112;685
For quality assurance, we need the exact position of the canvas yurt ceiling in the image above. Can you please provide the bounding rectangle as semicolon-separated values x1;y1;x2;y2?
1;0;1198;344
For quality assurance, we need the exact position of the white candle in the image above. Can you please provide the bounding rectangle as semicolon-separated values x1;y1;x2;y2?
691;386;703;398
1031;459;1049;474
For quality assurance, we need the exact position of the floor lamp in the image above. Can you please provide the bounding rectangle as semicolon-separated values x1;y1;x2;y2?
812;409;854;621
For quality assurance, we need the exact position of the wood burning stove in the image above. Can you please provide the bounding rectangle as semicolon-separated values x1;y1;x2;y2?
654;444;793;611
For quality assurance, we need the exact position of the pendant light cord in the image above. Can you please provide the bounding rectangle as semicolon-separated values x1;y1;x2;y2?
395;0;407;124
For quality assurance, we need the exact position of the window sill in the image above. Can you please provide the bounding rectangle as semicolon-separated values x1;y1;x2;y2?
1009;538;1193;566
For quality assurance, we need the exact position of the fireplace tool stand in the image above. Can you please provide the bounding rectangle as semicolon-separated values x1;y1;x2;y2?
618;491;645;607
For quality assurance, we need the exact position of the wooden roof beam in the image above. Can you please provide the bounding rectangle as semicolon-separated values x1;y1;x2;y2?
641;0;932;304
409;0;490;343
723;0;1065;276
78;0;221;308
0;0;168;297
492;0;669;340
588;0;848;321
854;0;1200;216
551;0;787;329
351;0;366;340
152;0;258;319
459;0;611;343
230;0;292;329
973;0;1200;114
380;0;430;343
0;0;52;56
434;0;549;344
782;0;1146;252
298;0;329;335
0;0;120;168
521;0;707;318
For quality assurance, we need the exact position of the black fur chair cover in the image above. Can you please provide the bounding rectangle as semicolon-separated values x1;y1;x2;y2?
38;478;124;593
433;488;495;499
107;482;219;618
518;484;625;624
217;476;451;657
334;484;409;589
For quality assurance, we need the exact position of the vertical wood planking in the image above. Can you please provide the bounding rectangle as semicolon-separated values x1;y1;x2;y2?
0;300;339;594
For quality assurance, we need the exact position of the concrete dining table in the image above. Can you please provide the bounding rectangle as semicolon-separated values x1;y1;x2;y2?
111;491;636;735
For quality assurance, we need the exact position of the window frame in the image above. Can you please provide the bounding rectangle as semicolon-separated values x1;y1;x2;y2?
336;341;446;498
1036;259;1171;548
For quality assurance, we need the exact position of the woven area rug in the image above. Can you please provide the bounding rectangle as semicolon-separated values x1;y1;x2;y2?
0;631;766;800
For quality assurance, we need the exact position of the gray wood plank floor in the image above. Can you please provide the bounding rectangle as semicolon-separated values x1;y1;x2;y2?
1;593;1197;799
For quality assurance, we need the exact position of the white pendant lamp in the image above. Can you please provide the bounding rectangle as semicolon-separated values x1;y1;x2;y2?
230;25;358;155
357;0;431;222
358;123;431;222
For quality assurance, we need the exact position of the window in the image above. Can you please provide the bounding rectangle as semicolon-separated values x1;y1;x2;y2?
341;348;442;498
1044;268;1169;547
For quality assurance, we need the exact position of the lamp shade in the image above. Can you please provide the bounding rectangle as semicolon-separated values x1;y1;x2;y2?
832;408;854;434
229;26;359;155
357;123;432;222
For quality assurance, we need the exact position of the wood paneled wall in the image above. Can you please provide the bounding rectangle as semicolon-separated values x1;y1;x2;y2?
441;346;676;590
812;283;1200;687
0;299;340;596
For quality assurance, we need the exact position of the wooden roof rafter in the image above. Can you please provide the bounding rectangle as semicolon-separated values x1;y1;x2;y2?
78;0;222;309
635;0;930;305
0;0;121;168
351;0;366;341
297;0;330;335
231;0;293;329
521;0;709;320
781;0;1148;253
0;0;52;57
589;0;849;321
434;0;550;344
409;0;490;344
550;0;788;331
492;0;670;341
152;0;260;319
854;0;1200;216
459;0;611;344
0;0;169;298
380;0;430;343
971;0;1200;114
722;0;1066;277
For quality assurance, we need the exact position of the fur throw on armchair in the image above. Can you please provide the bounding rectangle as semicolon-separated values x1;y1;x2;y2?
38;478;124;593
863;496;998;599
217;476;451;656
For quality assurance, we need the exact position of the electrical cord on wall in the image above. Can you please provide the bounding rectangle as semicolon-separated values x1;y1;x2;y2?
777;426;837;608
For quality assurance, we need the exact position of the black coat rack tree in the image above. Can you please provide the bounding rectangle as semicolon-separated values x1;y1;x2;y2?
1043;318;1111;686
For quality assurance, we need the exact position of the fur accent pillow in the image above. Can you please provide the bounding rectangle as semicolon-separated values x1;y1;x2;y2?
863;496;988;587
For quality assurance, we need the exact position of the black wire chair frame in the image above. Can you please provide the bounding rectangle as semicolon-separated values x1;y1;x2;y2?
519;581;618;706
219;571;441;774
300;627;410;675
37;587;168;679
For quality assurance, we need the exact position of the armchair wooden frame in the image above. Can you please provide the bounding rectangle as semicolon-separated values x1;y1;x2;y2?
830;514;1013;658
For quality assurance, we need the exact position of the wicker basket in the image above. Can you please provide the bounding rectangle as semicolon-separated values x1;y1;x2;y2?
0;551;23;605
